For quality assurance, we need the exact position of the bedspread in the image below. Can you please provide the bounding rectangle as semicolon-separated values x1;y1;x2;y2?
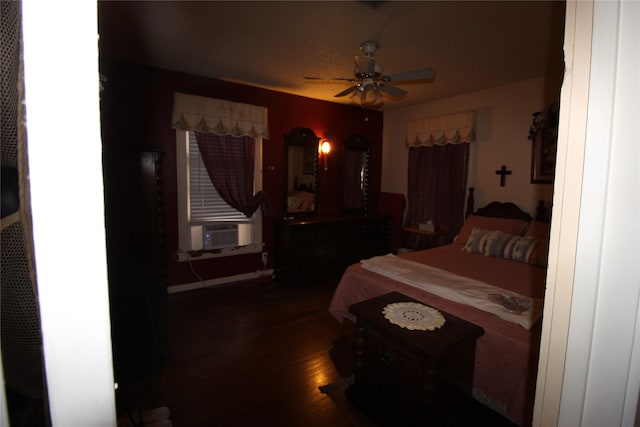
328;244;546;426
361;254;543;329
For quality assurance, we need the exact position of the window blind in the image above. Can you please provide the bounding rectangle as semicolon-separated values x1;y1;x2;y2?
188;131;248;222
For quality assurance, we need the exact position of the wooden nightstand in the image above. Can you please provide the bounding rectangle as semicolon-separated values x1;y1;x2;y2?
346;292;484;426
403;227;447;250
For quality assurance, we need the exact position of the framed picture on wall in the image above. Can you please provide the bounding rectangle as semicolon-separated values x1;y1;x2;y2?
529;103;559;184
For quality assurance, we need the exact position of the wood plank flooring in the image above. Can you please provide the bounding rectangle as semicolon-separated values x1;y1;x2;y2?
116;277;517;427
116;278;357;427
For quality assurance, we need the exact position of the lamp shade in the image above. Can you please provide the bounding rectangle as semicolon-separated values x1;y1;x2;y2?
320;140;331;154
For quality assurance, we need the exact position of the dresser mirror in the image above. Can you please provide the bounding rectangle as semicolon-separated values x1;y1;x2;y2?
284;128;319;216
342;134;370;213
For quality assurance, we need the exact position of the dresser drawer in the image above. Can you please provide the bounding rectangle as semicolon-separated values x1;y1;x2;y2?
275;214;391;285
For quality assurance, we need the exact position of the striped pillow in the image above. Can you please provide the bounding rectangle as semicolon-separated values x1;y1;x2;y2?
464;228;549;267
463;228;501;254
488;233;537;262
453;215;529;245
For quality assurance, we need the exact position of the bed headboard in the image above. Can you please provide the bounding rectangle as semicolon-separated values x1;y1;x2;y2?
465;187;549;222
474;202;532;221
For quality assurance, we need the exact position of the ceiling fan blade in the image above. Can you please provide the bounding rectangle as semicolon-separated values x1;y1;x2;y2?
378;84;407;97
304;76;357;82
334;86;358;97
386;68;436;83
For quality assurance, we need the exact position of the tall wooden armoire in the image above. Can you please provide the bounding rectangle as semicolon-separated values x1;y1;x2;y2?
102;148;169;384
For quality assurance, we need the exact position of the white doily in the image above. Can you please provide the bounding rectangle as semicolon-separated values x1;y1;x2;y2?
382;302;446;331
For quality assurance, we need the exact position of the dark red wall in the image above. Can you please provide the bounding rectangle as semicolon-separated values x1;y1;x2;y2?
99;59;384;287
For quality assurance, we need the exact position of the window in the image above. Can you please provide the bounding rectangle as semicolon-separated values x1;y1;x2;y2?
405;111;475;243
175;131;263;261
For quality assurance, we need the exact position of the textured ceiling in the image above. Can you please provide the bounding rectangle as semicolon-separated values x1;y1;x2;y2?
98;1;566;111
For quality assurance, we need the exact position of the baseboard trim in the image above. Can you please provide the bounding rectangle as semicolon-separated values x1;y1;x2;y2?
167;269;274;294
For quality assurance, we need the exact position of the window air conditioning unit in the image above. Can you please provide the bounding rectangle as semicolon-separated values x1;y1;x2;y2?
203;224;239;250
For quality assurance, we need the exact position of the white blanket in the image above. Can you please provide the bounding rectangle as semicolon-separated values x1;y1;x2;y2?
361;254;542;329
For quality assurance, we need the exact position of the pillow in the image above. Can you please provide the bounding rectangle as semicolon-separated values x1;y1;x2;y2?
463;228;500;254
525;220;551;239
464;228;549;267
288;191;315;211
485;233;539;263
526;239;550;267
453;215;529;245
287;197;303;210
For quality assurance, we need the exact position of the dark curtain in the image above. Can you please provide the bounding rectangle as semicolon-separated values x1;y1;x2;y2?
195;132;270;217
406;143;470;242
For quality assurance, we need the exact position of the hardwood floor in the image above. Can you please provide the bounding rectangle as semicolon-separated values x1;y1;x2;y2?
116;277;517;427
116;278;357;427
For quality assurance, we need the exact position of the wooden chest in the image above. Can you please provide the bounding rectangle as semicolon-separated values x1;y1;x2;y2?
346;292;484;426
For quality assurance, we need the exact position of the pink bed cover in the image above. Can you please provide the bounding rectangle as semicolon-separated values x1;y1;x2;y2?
328;243;546;426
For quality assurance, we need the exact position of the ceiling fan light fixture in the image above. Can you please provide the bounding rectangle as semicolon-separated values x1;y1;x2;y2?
362;88;381;106
305;40;434;108
350;81;381;107
349;86;363;103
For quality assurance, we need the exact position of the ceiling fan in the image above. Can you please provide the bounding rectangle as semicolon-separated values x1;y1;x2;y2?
304;41;436;107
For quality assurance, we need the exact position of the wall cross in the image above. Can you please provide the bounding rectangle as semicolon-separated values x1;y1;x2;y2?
495;165;512;187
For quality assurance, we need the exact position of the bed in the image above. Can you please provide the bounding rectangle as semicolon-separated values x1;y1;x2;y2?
328;200;550;426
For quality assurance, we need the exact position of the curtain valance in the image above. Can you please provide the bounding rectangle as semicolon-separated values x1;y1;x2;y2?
172;92;269;139
406;111;476;147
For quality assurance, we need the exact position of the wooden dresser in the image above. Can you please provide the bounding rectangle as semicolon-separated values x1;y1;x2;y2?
346;292;484;426
275;214;391;285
